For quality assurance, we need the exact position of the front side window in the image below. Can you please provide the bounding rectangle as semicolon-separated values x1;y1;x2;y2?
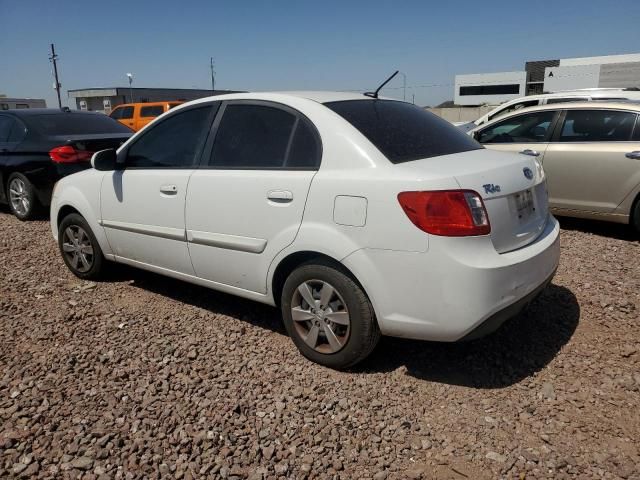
140;105;165;118
559;110;636;142
126;106;214;168
110;107;124;120
209;104;316;169
478;111;556;144
325;100;481;163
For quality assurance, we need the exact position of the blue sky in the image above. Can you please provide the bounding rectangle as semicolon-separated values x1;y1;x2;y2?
1;0;639;108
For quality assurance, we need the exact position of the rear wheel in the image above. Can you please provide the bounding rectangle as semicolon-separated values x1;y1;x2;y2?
58;213;105;280
281;261;380;369
7;173;39;220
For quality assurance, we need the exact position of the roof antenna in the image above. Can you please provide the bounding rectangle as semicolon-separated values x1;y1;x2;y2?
364;70;399;99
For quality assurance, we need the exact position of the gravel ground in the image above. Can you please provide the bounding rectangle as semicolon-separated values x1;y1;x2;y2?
1;209;639;479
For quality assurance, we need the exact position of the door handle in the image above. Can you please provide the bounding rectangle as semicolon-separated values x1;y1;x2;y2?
625;151;640;160
160;184;178;195
267;190;293;203
520;149;540;157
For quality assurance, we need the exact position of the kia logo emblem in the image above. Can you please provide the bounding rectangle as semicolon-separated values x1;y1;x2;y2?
523;167;534;180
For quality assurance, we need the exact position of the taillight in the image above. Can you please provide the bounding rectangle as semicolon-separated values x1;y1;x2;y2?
49;146;94;164
397;190;491;236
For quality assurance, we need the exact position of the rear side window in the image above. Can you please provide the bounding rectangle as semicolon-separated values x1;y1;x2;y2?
140;105;164;117
110;106;134;120
478;111;556;144
559;110;636;142
127;106;214;168
325;100;481;163
209;104;319;169
29;113;132;135
0;116;13;142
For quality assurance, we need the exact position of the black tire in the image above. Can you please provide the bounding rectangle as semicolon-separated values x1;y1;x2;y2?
6;173;40;221
281;260;381;369
58;213;105;280
632;197;640;235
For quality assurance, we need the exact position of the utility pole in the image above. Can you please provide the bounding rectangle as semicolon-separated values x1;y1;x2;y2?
49;44;62;109
210;58;215;92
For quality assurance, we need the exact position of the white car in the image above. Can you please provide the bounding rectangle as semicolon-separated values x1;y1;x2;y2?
455;88;640;133
51;92;560;369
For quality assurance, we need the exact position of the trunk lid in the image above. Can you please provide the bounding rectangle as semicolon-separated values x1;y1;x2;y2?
48;133;131;153
394;148;549;253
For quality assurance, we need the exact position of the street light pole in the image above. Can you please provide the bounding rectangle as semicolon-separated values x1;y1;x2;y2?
210;58;215;92
398;71;407;101
126;73;133;103
49;44;62;109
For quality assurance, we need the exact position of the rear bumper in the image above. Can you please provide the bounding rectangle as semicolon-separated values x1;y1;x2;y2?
459;267;555;341
342;214;561;342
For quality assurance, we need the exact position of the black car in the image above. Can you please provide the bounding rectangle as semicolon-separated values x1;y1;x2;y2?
0;108;132;220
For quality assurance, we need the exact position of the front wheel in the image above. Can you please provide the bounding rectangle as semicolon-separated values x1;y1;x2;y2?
58;213;105;280
632;197;640;235
281;261;380;369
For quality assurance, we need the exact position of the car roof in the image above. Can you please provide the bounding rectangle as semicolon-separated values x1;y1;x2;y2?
508;100;640;113
1;108;105;117
180;91;379;106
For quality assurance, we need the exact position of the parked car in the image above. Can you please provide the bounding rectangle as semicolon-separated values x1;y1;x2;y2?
109;101;183;131
455;88;640;132
0;108;132;220
51;92;560;369
470;101;640;231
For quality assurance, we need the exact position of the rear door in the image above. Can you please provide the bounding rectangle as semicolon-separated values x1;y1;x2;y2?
185;101;320;294
475;110;559;161
542;109;639;213
100;104;216;274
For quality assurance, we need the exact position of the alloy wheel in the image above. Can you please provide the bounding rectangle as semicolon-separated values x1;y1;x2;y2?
8;178;30;216
291;280;351;354
62;225;94;273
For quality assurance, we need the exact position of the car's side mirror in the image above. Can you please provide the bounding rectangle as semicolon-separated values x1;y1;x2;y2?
91;149;118;171
472;131;480;141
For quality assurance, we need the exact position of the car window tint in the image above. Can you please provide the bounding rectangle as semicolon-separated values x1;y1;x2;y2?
127;106;214;168
633;117;640;141
140;105;164;117
286;120;321;168
0;116;14;142
29;113;132;135
110;108;123;120
325;100;481;163
559;110;636;142
478;111;556;144
209;105;296;169
120;106;134;120
8;119;26;142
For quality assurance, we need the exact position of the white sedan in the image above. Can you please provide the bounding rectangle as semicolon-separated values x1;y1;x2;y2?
50;92;560;369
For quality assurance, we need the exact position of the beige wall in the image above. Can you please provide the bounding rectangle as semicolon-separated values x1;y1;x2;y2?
427;106;494;123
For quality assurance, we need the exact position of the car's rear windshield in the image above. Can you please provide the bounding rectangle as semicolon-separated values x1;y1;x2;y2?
28;113;132;135
324;99;482;163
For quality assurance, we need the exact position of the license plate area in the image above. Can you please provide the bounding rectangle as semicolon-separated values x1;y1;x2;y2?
514;189;535;221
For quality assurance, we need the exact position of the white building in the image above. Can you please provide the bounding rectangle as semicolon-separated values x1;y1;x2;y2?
454;53;640;106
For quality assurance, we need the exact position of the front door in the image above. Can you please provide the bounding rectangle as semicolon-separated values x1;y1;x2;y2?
476;109;558;162
542;109;640;213
100;104;215;274
185;101;321;294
